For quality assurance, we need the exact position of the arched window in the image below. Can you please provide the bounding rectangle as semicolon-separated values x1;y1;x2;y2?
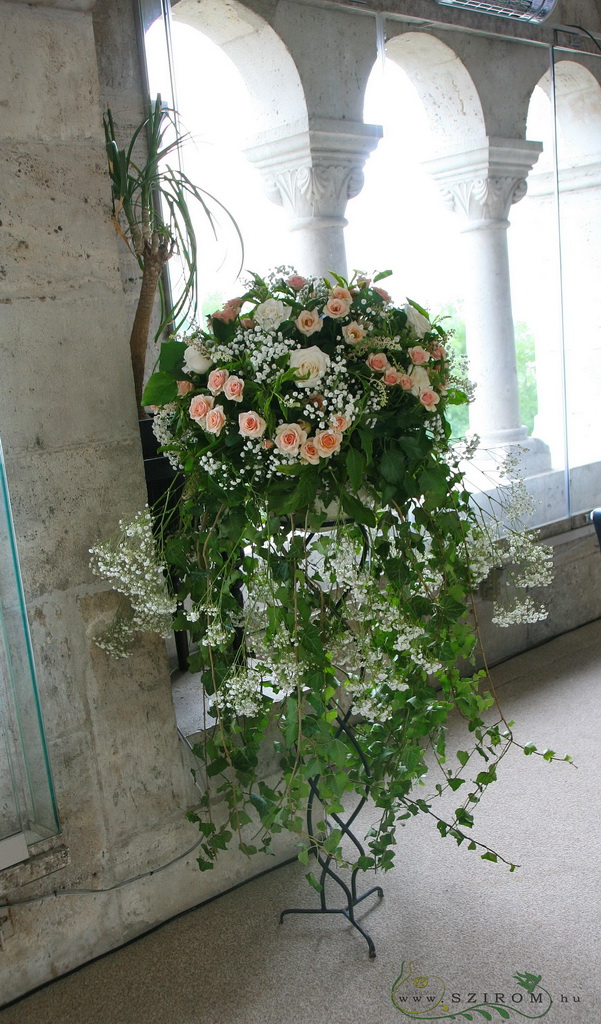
145;18;288;311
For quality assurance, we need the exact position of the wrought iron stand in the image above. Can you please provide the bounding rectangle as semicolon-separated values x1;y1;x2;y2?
280;707;384;958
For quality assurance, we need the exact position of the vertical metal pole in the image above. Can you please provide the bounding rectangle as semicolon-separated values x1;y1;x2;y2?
549;40;571;518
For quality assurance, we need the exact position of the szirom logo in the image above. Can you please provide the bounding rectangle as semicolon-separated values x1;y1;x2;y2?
391;963;554;1020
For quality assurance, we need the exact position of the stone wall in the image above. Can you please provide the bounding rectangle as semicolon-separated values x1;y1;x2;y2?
0;0;600;1004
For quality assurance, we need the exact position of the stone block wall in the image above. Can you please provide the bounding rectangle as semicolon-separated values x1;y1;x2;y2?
0;0;294;1005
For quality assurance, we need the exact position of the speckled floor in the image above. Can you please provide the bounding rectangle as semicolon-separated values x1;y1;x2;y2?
2;620;601;1024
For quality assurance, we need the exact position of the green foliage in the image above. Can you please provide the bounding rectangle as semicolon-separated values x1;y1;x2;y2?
93;270;561;881
440;303;539;438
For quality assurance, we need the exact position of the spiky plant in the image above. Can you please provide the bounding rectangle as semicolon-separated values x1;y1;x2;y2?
104;96;242;415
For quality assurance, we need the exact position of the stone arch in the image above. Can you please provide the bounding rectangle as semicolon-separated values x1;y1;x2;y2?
532;58;601;166
171;0;308;142
384;31;485;152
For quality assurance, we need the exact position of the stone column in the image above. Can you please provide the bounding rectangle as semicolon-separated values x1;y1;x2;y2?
245;119;382;279
425;139;547;460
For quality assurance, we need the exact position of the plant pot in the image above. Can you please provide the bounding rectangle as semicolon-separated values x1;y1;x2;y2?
138;417;178;506
138;418;189;670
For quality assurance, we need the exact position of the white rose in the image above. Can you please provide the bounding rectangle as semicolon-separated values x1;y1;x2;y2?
183;345;213;375
254;298;292;331
404;303;431;339
409;365;431;396
289;346;331;388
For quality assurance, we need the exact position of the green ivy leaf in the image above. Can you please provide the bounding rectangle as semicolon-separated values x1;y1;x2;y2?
339;488;376;526
306;872;323;893
249;792;269;817
322;828;342;854
346;447;366;493
141;371;178;406
380;447;406;485
158;341;186;375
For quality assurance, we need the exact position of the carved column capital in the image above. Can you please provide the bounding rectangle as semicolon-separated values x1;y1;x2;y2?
439;175;528;224
262;163;366;229
424;137;543;229
245;119;382;229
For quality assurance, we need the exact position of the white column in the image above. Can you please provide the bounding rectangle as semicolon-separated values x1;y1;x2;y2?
425;139;548;461
245;120;382;279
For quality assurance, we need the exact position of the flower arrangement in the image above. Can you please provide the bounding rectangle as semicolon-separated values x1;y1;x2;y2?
91;268;562;879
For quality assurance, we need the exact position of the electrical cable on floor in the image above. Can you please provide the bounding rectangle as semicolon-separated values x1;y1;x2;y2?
0;835;208;911
1;728;296;913
1;836;299;914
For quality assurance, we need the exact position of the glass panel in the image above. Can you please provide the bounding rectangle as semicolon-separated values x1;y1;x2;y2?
508;51;569;526
552;45;601;517
0;441;59;846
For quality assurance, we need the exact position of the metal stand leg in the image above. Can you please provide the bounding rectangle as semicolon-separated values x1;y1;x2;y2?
280;708;384;958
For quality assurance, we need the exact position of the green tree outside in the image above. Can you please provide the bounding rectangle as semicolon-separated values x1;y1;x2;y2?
439;303;539;440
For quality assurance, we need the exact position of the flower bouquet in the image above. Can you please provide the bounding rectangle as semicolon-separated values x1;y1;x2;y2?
91;268;558;882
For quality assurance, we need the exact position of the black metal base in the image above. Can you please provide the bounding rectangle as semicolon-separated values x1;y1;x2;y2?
279;708;384;958
280;880;384;959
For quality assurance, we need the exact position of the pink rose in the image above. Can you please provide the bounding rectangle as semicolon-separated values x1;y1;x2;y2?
329;413;350;432
295;309;323;337
224;375;244;402
288;275;308;291
208;368;229;395
430;344;447;361
274;423;307;455
240;317;255;330
315;428;343;457
323;296;351;319
211;298;241;323
205;405;227;435
299;439;320;465
238;411;266;438
177;380;193;396
331;286;352;302
342;321;366;344
383;368;403;386
366;352;390;373
419;389;440;412
189;394;214;425
373;287;392;303
263;439;274;450
408;346;430;366
398;373;413;391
